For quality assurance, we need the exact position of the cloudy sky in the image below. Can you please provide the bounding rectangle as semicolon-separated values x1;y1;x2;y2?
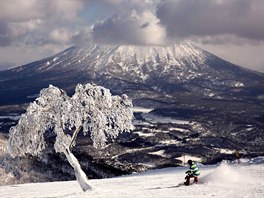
0;0;263;72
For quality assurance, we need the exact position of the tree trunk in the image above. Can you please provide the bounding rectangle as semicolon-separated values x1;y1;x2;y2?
64;148;91;191
69;126;82;150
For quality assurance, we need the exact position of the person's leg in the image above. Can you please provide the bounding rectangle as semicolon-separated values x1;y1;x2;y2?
184;175;194;185
194;177;198;183
184;176;190;185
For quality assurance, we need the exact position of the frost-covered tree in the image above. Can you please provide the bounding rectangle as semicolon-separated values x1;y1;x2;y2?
8;83;133;191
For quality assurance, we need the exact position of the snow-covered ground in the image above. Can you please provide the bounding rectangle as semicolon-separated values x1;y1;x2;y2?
132;107;153;113
0;115;21;121
142;113;190;124
176;155;203;164
1;157;263;198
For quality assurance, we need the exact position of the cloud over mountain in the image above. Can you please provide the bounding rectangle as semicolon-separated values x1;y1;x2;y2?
92;10;166;45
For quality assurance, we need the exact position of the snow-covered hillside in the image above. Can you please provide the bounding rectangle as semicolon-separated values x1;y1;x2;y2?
1;158;263;198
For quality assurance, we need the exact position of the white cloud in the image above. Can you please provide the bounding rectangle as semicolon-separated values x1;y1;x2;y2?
9;19;42;37
92;9;166;45
49;28;73;44
1;0;83;22
72;28;93;47
46;0;83;21
1;0;43;22
0;0;87;48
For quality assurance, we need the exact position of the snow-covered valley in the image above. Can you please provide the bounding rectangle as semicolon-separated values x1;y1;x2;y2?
1;157;263;198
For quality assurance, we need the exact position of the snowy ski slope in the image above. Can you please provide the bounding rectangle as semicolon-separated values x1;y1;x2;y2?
1;157;263;198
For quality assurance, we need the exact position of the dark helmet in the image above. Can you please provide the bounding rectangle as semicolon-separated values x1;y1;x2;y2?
187;160;193;165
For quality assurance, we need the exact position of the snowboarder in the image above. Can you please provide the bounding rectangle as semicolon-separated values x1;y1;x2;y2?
184;160;200;186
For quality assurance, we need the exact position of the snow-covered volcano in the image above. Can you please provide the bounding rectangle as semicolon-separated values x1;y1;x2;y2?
0;41;263;105
21;42;209;81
